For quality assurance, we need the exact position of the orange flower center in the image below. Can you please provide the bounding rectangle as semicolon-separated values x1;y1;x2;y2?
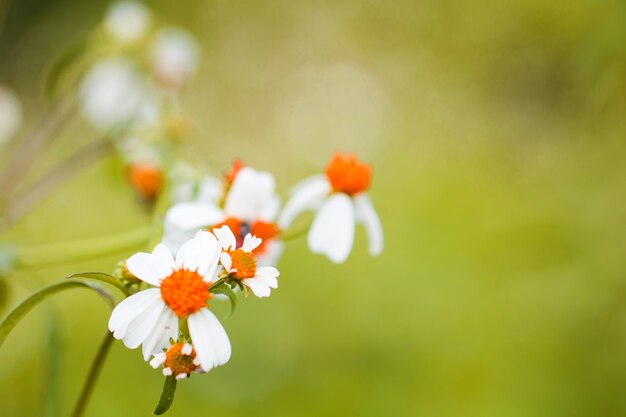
211;218;280;255
128;162;163;200
160;269;211;318
165;343;197;376
324;152;371;196
229;249;256;279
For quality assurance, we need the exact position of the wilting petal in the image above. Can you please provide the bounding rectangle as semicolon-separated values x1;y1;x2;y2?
120;301;165;349
142;308;178;360
307;193;355;264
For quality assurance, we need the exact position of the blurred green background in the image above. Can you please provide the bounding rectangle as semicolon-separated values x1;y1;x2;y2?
2;0;626;416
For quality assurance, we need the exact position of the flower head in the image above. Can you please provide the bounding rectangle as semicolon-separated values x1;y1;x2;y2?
279;152;383;264
150;341;203;380
104;1;151;44
213;225;280;298
128;161;163;200
108;231;231;371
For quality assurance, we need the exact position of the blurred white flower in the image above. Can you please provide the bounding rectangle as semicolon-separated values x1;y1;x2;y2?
279;153;383;264
214;225;280;298
79;58;158;131
150;27;200;89
163;165;283;265
108;232;231;372
104;1;151;44
0;86;23;145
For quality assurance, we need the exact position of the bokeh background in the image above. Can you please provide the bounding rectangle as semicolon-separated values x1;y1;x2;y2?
2;0;626;416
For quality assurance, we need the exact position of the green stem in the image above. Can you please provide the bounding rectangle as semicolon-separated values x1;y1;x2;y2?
15;226;151;267
71;331;114;417
209;277;227;290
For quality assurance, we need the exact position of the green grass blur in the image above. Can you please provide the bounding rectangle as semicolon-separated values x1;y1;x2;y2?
2;0;626;416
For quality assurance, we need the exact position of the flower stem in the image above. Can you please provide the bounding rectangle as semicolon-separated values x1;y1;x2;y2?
71;331;114;417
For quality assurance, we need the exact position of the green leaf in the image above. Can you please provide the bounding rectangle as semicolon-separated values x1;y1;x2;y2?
211;284;236;318
44;43;88;99
0;281;115;348
67;272;129;296
153;375;177;415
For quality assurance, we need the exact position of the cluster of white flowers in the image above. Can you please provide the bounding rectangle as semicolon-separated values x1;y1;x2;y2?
109;154;383;379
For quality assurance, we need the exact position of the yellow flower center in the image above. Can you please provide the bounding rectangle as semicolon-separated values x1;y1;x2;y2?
160;269;211;318
229;249;256;279
165;343;197;376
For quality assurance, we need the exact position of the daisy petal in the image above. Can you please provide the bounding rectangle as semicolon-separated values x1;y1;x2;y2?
164;202;224;233
175;231;220;277
255;266;279;288
188;308;231;371
354;193;384;256
242;278;271;297
121;301;165;349
220;252;232;272
225;167;278;222
213;225;237;251
142;308;178;360
109;288;161;338
241;234;262;252
126;249;174;286
308;193;355;264
278;175;330;229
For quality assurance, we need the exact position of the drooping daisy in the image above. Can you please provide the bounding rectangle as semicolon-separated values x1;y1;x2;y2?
278;152;383;264
108;231;231;372
213;225;280;298
150;341;203;380
163;163;283;265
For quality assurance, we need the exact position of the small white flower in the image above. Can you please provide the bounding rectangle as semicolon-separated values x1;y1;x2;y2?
108;231;231;372
151;27;199;89
213;225;280;298
279;153;383;264
79;58;158;131
162;166;282;265
150;341;203;380
104;1;151;44
0;85;22;145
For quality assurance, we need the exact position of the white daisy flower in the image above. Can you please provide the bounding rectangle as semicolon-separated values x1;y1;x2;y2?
79;58;158;132
149;341;203;380
104;1;151;44
0;85;22;145
278;152;383;264
108;231;231;372
162;164;282;265
150;27;199;90
213;225;280;298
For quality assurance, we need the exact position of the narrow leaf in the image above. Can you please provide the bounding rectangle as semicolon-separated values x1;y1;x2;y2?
67;272;129;295
154;376;177;415
211;285;236;318
0;281;115;348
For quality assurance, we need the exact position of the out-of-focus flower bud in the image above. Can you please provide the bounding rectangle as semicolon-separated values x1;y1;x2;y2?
79;58;158;132
0;86;23;145
113;260;140;283
128;161;164;201
150;27;199;90
104;1;151;44
165;114;193;142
